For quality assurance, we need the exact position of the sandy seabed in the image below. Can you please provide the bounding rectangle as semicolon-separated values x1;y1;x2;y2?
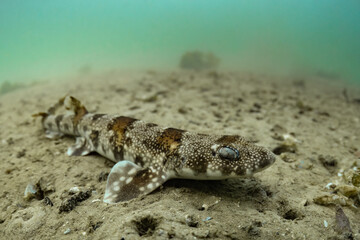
0;70;359;239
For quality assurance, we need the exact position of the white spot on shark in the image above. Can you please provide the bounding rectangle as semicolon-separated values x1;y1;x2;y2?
126;177;133;184
128;168;137;175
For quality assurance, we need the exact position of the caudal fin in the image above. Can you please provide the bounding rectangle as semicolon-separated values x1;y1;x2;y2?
33;96;89;137
33;95;88;120
32;96;66;122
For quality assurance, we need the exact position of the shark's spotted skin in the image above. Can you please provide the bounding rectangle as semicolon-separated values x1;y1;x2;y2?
34;96;276;203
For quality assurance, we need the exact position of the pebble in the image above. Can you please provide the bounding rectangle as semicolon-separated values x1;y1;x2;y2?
69;186;80;194
323;220;328;228
24;183;38;200
200;204;209;211
64;228;71;235
325;183;336;189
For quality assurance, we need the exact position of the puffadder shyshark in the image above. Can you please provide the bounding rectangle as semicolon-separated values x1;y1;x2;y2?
34;96;275;203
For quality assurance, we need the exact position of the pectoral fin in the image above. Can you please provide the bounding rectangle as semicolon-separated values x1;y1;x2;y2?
45;130;64;139
104;161;169;203
67;137;93;156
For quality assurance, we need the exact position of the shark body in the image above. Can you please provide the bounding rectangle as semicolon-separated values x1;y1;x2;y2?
35;96;275;203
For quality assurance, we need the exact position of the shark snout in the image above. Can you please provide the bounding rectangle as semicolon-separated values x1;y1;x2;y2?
258;149;276;170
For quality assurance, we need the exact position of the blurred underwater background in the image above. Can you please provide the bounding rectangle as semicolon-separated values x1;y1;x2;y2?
1;0;359;87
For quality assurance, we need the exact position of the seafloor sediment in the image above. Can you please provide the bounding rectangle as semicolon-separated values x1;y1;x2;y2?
0;71;359;239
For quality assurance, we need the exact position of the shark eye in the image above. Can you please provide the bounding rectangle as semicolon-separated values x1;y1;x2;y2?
218;147;239;161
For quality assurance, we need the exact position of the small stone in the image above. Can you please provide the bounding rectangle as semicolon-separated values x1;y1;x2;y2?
5;168;14;174
313;194;354;207
335;185;360;198
16;149;26;158
178;107;188;114
280;153;296;163
296;100;313;113
273;138;297;155
351;170;360;187
24;183;44;201
43;196;54;206
324;220;328;228
98;172;109;182
243;221;262;237
24;184;38;200
91;221;103;231
2;138;14;145
295;160;313;170
329;124;338;131
64;228;71;235
301;199;309;206
199;204;208;211
69;186;80;194
136;93;157;102
325;183;336;190
185;215;198;228
157;229;166;236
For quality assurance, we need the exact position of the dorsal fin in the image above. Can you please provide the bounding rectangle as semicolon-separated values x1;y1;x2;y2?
64;96;88;115
64;96;88;126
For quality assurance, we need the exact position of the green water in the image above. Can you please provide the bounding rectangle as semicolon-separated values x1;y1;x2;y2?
1;0;359;83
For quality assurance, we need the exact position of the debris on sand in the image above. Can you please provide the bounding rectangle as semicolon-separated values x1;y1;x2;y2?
59;189;92;213
334;206;352;236
313;194;354;207
43;196;53;206
98;171;109;182
185;215;198;228
272;135;299;155
314;168;360;208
